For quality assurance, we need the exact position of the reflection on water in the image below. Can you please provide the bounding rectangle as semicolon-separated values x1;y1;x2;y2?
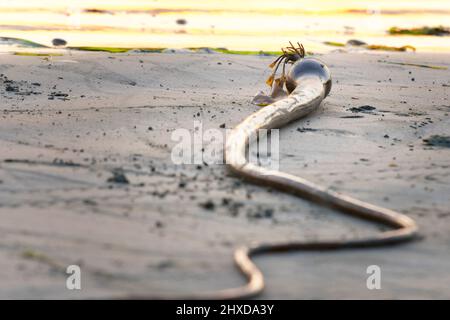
0;0;449;52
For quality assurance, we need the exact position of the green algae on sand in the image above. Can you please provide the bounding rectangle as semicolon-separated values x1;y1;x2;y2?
323;41;346;47
70;46;284;55
379;60;447;70
69;46;136;53
13;52;63;57
389;26;450;36
323;41;416;52
208;48;282;56
1;37;300;56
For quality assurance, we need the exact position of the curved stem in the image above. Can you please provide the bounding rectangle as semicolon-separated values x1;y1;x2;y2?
223;73;418;300
117;59;418;301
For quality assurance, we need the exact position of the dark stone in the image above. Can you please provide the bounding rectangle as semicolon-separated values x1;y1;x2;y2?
349;105;376;113
107;170;129;184
423;135;450;148
5;85;17;92
346;39;367;46
52;38;67;46
200;200;215;210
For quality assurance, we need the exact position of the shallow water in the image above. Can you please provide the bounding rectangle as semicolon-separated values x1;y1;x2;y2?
0;0;449;52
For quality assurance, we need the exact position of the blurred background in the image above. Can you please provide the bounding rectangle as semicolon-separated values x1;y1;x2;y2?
0;0;449;52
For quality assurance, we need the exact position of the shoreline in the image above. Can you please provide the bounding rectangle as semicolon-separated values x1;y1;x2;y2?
2;35;450;55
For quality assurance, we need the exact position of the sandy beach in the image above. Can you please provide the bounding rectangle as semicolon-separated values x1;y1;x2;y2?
0;50;450;299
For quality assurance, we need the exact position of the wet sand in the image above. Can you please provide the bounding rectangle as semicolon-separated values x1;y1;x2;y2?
0;50;449;299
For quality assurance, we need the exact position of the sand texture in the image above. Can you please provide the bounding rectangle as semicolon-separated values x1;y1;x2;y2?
0;51;450;299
